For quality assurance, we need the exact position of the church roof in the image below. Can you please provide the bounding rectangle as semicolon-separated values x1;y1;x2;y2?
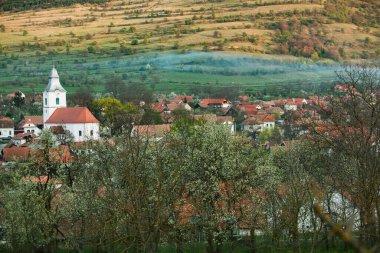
45;68;66;92
45;107;99;124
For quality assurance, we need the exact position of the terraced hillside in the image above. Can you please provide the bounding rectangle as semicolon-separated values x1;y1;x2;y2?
0;0;378;60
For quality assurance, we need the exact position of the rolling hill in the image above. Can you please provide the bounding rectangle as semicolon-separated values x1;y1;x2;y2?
0;0;378;95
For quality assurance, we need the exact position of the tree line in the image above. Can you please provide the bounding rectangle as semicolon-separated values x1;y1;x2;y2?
0;0;107;12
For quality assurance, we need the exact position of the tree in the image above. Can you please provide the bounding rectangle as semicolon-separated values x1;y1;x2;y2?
69;87;94;107
2;129;71;252
169;123;259;253
307;64;380;247
140;107;163;125
104;77;126;100
91;97;140;136
259;126;282;144
12;91;25;107
121;82;153;103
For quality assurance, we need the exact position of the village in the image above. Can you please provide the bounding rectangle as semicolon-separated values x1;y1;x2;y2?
0;66;378;253
0;67;330;163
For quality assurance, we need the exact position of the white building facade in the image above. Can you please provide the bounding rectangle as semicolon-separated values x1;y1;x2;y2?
0;128;14;139
43;68;67;124
43;68;100;142
45;122;99;142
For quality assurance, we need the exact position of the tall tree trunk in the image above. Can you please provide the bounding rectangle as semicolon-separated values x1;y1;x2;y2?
250;227;257;253
206;229;214;253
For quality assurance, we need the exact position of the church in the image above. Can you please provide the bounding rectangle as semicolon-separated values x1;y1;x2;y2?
43;68;100;142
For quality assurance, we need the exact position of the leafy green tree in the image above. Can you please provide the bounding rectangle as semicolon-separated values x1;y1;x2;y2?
2;129;70;252
12;91;25;107
140;107;163;125
91;97;140;136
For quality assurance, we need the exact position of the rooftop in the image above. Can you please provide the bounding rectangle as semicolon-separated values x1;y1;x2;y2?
45;107;99;124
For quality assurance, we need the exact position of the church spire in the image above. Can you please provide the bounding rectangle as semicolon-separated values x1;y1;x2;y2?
45;67;66;92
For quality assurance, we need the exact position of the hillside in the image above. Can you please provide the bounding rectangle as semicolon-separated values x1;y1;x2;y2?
0;0;378;96
0;0;378;60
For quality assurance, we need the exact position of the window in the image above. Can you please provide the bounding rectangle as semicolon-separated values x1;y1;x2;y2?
45;98;47;105
90;130;94;136
32;130;35;133
0;131;2;135
27;130;30;133
79;130;82;137
56;97;60;105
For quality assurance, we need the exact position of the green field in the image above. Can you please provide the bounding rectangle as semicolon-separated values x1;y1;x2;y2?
0;51;339;97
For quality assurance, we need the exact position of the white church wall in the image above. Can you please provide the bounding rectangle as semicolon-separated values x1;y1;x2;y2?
45;123;99;142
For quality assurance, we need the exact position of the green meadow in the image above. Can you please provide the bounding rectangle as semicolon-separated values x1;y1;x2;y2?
0;51;338;96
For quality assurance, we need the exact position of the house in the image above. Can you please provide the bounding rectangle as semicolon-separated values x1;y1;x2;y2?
192;114;236;133
131;124;171;140
6;90;25;100
198;98;231;109
42;68;100;142
166;102;192;112
11;132;37;147
0;116;14;139
17;116;43;135
216;116;236;134
284;98;308;111
237;104;259;116
241;114;275;132
266;107;285;116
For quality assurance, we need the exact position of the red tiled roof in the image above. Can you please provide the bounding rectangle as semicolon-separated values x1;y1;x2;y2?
150;103;166;113
46;107;99;124
31;145;72;163
241;114;275;125
3;147;30;161
193;114;217;123
267;107;284;115
132;124;171;137
0;116;14;128
238;104;258;114
176;95;194;103
216;116;234;124
25;116;43;125
201;98;229;105
17;116;43;129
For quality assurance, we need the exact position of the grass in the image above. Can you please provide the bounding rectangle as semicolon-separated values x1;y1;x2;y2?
0;51;339;96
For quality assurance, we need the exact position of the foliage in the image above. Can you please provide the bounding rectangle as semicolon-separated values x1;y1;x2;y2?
259;126;282;145
91;97;140;136
0;0;107;11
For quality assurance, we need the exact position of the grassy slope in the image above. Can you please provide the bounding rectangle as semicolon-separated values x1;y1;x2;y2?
0;0;378;95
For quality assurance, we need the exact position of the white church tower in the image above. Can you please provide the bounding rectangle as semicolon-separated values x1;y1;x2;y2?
43;67;67;123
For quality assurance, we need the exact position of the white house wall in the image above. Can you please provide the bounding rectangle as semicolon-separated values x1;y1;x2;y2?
24;126;42;135
0;128;14;138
